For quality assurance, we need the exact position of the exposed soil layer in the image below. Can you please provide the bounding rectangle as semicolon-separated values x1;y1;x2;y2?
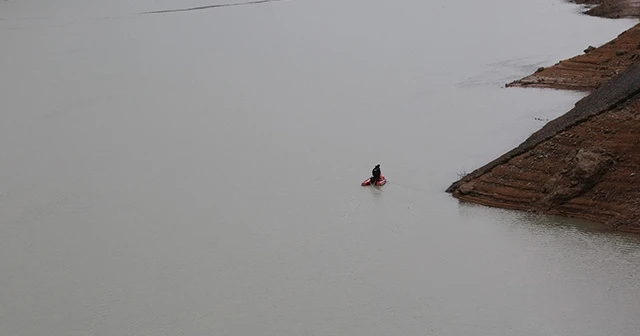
448;63;640;232
506;23;640;91
571;0;640;18
447;0;640;232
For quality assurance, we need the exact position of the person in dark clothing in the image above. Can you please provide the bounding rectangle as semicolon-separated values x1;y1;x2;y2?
371;163;381;185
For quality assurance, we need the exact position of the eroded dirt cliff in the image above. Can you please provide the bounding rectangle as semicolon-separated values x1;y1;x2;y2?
506;1;640;91
448;13;640;232
449;93;640;232
572;0;640;19
506;23;640;91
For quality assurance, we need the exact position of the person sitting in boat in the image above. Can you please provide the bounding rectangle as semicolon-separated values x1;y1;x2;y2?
371;163;381;185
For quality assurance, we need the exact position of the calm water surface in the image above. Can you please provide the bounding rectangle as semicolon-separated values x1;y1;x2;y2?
1;0;639;335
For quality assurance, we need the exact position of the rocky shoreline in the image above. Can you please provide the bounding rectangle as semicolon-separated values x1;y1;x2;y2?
447;0;640;232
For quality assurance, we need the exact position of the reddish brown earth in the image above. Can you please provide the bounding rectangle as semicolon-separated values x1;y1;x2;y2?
449;96;640;232
448;1;640;232
506;23;640;91
572;0;640;18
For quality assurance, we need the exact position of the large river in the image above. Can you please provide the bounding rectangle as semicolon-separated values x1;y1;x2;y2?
1;0;639;335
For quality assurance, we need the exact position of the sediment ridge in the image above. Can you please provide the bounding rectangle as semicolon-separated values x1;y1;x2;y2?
447;1;640;232
572;0;640;19
506;23;640;91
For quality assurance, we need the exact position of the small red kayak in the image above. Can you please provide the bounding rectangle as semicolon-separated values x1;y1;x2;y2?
361;175;387;186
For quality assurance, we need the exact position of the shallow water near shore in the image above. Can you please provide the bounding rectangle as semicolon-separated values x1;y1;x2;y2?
1;0;640;335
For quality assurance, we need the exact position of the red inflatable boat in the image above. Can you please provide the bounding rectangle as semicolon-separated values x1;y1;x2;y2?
361;175;387;186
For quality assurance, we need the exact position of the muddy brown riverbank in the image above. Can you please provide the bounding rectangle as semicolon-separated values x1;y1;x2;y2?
572;0;640;19
506;24;640;91
448;1;640;232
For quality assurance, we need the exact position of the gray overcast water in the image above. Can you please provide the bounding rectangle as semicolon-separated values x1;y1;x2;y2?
1;0;640;335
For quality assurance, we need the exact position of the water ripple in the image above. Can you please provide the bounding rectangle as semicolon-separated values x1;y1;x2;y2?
141;0;288;15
